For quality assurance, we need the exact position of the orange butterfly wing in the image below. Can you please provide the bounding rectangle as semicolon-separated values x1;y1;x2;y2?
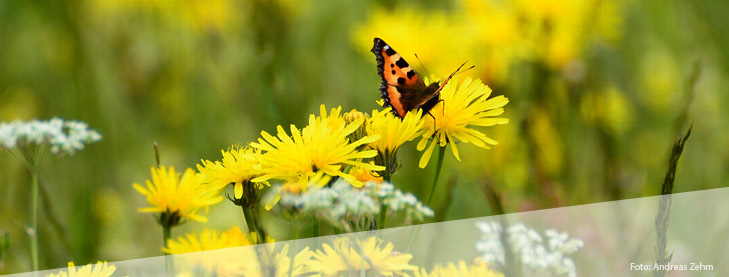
372;38;426;118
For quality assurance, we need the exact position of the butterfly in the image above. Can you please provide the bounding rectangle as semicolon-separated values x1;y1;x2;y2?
371;37;469;119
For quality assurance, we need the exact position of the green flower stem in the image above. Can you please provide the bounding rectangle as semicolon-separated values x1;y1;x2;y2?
312;217;319;238
289;216;298;277
380;175;390;230
379;205;388;230
425;146;447;207
162;223;174;274
162;224;171;251
30;171;39;271
406;146;446;254
242;207;260;243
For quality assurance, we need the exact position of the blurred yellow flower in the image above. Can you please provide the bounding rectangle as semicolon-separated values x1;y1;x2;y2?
85;0;243;34
353;0;622;83
580;85;634;135
133;166;223;224
164;227;310;277
308;236;417;276
417;77;509;168
269;244;313;277
416;260;503;277
530;109;564;177
251;105;384;196
46;262;116;277
182;0;241;34
197;146;268;201
352;8;472;78
163;226;255;254
164;227;256;276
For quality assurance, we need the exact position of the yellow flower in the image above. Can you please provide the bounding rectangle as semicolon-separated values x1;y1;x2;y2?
133;166;223;224
269;244;313;277
197;146;268;201
352;8;473;78
163;226;255;254
163;227;257;276
343;109;370;145
417;77;509;168
349;163;384;184
308;236;417;276
251;105;384;206
416;260;503;277
164;227;310;277
367;108;424;179
367;108;424;156
46;261;116;277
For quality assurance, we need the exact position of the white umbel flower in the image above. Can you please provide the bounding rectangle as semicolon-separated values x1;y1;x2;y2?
476;221;583;277
0;118;101;155
267;179;434;224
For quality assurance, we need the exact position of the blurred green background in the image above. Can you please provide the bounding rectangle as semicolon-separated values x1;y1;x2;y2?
1;0;728;273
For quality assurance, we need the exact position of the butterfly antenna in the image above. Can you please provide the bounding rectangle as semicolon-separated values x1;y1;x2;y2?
456;64;476;76
414;53;432;77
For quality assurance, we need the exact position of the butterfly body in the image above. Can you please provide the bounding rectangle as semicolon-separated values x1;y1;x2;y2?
371;37;466;119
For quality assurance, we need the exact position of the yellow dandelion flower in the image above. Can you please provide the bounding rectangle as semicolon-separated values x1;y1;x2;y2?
343;109;370;145
46;261;116;277
164;227;309;277
163;226;255;254
197;146;268;202
308;236;417;276
368;108;424;155
350;163;384;184
251;105;384;204
133;166;223;224
416;260;503;277
367;108;424;179
417;77;509;168
163;227;257;276
269;244;313;277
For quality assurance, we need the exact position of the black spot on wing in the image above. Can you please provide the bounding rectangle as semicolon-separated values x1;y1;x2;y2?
397;77;406;85
396;58;409;68
390;63;395;68
391;70;396;74
407;70;415;79
385;47;396;56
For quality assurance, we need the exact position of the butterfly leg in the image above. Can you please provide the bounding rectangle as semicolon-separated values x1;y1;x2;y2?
426;110;437;131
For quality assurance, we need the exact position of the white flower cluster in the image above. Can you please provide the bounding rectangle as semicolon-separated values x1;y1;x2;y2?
476;221;583;277
375;182;434;223
270;179;434;223
0;118;102;155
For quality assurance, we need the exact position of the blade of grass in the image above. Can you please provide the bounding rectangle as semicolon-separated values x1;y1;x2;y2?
654;125;692;277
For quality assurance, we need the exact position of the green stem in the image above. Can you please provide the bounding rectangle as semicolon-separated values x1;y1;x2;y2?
380;175;391;230
312;217;319;238
425;146;447;206
162;223;174;274
162;224;171;251
30;172;39;272
289;216;298;277
242;207;260;243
